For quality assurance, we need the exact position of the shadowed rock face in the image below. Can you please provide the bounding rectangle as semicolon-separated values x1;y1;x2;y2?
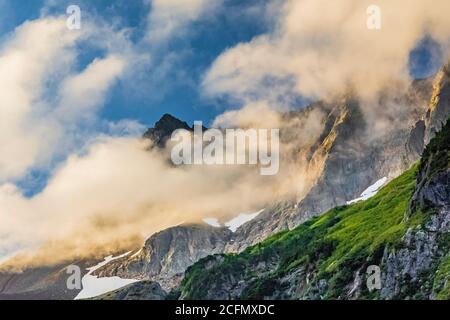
411;116;450;213
374;118;450;299
93;225;233;291
177;119;450;301
94;68;448;294
92;281;167;300
0;262;92;300
225;75;443;251
143;113;191;148
425;63;450;144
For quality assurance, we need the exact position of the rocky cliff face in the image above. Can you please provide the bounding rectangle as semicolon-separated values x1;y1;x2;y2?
177;117;450;300
358;117;450;300
143;113;191;148
425;63;450;144
92;281;167;300
227;76;436;251
2;66;448;300
95;67;447;295
93;224;232;291
0;261;92;300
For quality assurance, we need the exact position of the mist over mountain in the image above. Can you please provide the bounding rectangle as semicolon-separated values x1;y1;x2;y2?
2;0;450;303
3;60;449;300
178;113;450;300
85;63;450;301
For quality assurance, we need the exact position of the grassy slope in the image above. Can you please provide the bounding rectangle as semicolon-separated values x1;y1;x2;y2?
181;163;426;299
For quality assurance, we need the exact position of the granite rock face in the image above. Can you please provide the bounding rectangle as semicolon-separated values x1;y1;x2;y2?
228;76;437;251
100;67;448;293
92;281;167;300
143;113;191;148
0;262;92;300
425;63;450;144
378;208;450;299
93;224;233;291
3;66;449;300
177;117;450;301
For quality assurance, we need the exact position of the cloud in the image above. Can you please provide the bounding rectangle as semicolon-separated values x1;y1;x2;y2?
0;134;317;269
145;0;221;44
0;16;131;182
203;0;450;104
0;17;80;181
0;2;329;270
213;102;282;129
56;56;126;122
105;119;148;137
6;0;450;271
0;3;237;268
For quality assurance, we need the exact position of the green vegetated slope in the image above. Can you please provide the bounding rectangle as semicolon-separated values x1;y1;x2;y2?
179;119;450;300
179;164;422;299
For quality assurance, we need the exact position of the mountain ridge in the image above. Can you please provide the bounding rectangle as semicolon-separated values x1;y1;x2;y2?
177;116;450;299
1;67;449;299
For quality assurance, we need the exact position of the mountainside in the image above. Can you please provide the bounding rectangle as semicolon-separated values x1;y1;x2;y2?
81;66;449;296
425;63;450;144
177;117;450;300
92;224;232;291
91;281;167;300
1;65;449;300
0;262;91;300
143;113;191;148
228;76;437;251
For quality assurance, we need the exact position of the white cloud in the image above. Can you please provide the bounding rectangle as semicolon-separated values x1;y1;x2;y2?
0;16;131;182
204;0;450;105
0;136;295;269
56;56;126;122
0;2;331;270
105;120;147;137
0;17;80;181
146;0;221;44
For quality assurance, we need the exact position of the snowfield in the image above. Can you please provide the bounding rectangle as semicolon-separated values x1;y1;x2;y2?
202;218;222;228
225;210;264;232
74;251;139;300
347;177;388;205
204;209;265;232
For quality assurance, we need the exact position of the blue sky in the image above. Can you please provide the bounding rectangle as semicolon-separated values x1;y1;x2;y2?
0;0;269;128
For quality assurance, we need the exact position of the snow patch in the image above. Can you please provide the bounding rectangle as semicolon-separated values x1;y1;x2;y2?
225;209;264;232
74;251;138;300
347;177;388;205
203;218;222;228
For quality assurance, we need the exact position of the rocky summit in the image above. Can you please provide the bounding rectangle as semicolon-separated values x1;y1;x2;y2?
143;113;191;148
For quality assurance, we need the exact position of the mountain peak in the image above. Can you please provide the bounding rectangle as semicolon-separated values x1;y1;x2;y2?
154;114;190;132
143;113;191;147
